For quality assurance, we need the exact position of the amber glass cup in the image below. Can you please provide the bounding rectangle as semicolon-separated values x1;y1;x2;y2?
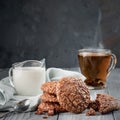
78;48;117;89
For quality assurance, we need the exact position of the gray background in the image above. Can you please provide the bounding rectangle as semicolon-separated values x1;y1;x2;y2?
0;0;120;68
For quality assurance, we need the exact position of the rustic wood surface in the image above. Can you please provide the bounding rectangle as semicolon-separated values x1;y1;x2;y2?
0;68;120;120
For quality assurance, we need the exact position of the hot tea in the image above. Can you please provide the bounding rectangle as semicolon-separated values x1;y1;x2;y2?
78;49;117;89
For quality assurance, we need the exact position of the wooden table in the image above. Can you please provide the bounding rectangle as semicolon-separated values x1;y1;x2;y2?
0;68;120;120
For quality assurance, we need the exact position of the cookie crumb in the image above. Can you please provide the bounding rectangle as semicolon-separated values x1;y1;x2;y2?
86;108;96;116
42;115;48;119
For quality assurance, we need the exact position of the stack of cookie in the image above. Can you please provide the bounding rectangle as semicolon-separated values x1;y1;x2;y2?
36;77;120;116
36;81;66;115
36;77;90;115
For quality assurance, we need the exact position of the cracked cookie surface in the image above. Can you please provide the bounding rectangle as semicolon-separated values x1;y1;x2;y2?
56;77;90;113
40;93;58;102
41;81;57;94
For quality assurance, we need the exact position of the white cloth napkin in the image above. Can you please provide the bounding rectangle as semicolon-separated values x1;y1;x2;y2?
46;67;86;81
0;68;86;111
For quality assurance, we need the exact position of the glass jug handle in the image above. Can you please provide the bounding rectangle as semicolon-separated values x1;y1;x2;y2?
40;58;46;67
9;67;14;87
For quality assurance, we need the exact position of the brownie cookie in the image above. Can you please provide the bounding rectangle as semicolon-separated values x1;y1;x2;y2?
41;81;57;94
36;102;66;116
56;77;90;113
40;93;58;103
96;94;120;114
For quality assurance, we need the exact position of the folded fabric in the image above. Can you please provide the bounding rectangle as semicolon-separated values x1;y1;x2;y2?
46;67;86;81
0;77;15;106
0;68;86;112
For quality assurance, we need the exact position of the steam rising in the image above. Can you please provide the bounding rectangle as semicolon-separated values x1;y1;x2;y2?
94;9;104;48
83;9;104;49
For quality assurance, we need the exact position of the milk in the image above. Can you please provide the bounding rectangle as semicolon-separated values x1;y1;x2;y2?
13;67;46;96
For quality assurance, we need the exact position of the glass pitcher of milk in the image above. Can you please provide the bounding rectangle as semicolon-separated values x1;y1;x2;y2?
9;59;46;96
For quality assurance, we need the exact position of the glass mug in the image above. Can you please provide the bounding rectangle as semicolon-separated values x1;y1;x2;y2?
9;59;46;96
78;49;117;89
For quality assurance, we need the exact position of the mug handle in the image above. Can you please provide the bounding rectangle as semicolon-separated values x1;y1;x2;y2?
107;53;117;76
9;67;14;87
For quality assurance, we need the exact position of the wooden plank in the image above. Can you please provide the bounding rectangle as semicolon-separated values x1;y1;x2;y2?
107;69;120;98
0;112;8;119
0;112;58;120
58;112;114;120
113;111;120;120
28;112;58;120
4;112;15;120
106;69;120;120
